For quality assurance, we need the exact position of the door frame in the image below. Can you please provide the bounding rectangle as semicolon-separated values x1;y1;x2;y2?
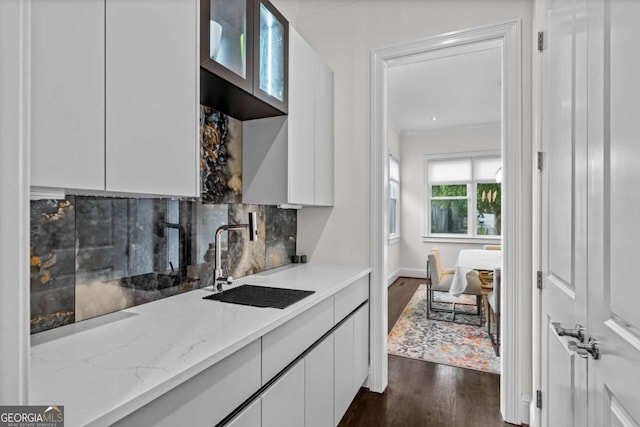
0;0;31;404
369;19;526;423
531;2;545;426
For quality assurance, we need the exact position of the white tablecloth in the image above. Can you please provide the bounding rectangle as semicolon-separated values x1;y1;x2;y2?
450;249;502;296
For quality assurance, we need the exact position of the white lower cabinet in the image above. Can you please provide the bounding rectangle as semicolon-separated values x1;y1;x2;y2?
113;339;261;427
334;303;370;425
115;278;369;427
334;316;355;425
226;398;262;427
262;297;333;384
305;336;335;427
261;361;305;427
224;303;366;427
354;303;370;390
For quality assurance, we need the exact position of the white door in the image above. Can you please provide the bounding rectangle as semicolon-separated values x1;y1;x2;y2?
539;0;589;425
586;0;640;425
539;0;640;425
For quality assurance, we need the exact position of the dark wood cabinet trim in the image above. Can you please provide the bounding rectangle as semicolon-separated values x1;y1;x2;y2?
200;0;288;119
200;0;254;95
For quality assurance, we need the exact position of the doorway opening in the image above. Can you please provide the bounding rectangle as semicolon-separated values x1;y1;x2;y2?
385;44;503;375
369;20;524;424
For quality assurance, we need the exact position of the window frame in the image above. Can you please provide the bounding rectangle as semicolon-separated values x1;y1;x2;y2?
423;151;501;243
389;155;400;241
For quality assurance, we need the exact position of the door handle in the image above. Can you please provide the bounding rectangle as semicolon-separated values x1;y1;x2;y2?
552;322;586;343
568;338;600;360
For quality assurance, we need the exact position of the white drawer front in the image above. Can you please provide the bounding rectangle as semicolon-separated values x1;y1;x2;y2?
334;275;369;324
262;297;333;384
114;339;261;427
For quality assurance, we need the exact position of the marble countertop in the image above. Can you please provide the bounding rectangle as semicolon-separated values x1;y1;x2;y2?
30;263;371;427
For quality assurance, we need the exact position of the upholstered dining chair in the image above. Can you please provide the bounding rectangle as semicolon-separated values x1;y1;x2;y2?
426;248;483;325
487;268;501;356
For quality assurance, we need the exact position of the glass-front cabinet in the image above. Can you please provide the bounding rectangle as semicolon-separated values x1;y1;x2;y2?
204;0;252;92
254;2;286;106
201;0;288;120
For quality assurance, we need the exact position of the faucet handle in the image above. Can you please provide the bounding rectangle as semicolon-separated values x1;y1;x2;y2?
215;275;233;291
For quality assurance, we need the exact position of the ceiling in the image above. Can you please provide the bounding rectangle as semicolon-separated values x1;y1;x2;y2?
387;46;502;134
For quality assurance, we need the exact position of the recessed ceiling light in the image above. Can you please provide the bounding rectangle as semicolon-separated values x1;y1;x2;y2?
431;117;438;121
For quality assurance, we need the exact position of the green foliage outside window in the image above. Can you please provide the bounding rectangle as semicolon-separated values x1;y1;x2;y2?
431;184;468;234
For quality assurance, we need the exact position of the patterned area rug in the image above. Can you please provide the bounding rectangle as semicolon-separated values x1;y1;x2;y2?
388;284;500;374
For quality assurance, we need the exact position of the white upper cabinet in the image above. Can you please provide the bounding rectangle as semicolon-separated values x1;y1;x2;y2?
30;0;199;198
313;57;335;206
31;0;105;191
105;0;199;197
242;27;334;207
288;27;316;205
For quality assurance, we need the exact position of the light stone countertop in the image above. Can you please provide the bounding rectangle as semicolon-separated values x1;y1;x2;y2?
30;263;371;427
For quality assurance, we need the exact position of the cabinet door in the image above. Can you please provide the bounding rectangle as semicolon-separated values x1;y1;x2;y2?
226;398;261;427
106;0;199;197
202;0;253;93
353;303;369;389
253;0;288;113
261;360;305;427
313;57;334;206
334;316;355;425
287;28;315;205
31;0;105;191
305;336;334;427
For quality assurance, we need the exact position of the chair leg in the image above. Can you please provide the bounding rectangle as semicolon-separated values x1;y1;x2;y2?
495;312;501;357
426;281;432;319
487;305;500;357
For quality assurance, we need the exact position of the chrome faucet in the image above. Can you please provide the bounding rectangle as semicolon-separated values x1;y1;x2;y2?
212;212;258;291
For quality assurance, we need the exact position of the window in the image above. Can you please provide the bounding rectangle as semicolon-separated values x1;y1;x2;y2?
389;156;400;239
425;153;501;239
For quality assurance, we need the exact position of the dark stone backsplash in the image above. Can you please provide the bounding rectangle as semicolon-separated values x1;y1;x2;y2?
201;106;242;204
30;106;297;334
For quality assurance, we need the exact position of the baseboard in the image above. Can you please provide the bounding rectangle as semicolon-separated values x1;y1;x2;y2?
398;268;427;279
387;269;401;287
387;268;427;287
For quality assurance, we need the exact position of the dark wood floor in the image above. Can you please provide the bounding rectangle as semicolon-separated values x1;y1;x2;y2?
387;277;421;332
339;277;516;427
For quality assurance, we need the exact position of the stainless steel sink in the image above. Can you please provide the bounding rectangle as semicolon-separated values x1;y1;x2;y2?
203;285;314;309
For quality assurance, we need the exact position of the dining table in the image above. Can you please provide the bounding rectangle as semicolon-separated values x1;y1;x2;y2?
450;248;502;296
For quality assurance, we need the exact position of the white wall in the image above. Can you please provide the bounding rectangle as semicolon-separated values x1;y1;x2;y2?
400;123;501;271
274;0;534;422
387;122;401;285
